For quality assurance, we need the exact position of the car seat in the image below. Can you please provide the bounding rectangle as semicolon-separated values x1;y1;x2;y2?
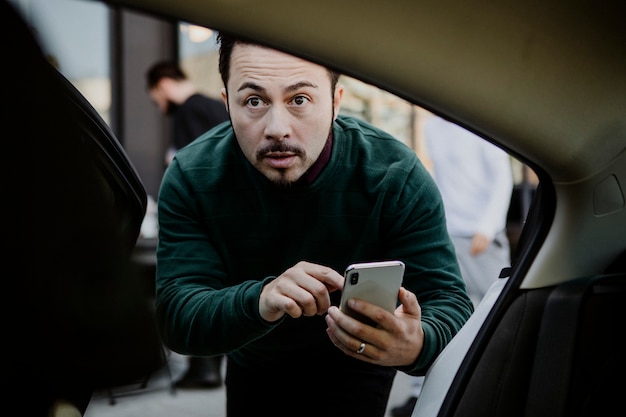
442;254;626;417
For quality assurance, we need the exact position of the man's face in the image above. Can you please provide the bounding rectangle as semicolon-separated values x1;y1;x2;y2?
222;44;343;186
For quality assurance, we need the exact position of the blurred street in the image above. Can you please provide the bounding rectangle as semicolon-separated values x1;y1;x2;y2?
84;350;413;417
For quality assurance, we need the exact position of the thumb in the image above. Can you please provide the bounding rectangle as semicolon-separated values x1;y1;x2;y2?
397;287;421;318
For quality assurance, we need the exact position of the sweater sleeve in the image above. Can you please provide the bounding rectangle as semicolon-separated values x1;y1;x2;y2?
155;159;279;355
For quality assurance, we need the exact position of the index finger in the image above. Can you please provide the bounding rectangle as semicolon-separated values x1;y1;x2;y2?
298;261;344;292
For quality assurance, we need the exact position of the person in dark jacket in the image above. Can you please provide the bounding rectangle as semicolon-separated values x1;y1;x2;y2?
147;60;229;165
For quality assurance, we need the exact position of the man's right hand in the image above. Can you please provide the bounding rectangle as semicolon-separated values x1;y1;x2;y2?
259;261;344;322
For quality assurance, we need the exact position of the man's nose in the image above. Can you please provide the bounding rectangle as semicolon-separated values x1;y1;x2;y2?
263;105;291;141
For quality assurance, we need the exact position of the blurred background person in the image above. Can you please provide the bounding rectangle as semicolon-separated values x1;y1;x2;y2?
391;115;513;416
146;60;229;389
425;115;514;306
146;60;229;165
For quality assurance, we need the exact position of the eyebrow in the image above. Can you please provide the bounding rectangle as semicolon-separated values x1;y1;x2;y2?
237;82;263;93
237;81;318;93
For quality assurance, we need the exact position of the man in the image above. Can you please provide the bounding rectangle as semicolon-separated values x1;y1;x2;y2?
391;116;513;417
146;60;229;165
146;60;229;388
155;33;474;417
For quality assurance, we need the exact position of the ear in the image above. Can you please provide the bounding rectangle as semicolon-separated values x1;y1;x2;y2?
332;83;344;120
221;88;229;112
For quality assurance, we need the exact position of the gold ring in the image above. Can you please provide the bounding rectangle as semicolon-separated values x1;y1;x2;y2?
356;341;366;354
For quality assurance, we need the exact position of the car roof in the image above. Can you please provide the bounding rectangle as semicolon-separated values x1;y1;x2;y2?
106;0;625;185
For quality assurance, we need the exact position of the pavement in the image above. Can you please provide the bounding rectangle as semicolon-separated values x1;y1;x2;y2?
83;350;415;417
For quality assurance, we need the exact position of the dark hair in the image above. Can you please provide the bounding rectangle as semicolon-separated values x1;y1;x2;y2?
217;32;341;94
145;61;188;90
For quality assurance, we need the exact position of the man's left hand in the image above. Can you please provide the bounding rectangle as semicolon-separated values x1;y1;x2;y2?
324;287;423;366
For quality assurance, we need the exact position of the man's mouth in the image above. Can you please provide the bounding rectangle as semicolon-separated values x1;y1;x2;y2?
263;152;297;169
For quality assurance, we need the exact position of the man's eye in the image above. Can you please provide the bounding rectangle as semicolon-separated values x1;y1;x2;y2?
246;97;262;107
292;95;310;106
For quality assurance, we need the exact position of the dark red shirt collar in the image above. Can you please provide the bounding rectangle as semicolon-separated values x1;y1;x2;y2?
299;132;333;185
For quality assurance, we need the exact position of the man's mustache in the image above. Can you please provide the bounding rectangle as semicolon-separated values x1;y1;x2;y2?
257;143;305;159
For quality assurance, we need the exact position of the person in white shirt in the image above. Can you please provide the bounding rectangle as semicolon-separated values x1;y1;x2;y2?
425;115;513;306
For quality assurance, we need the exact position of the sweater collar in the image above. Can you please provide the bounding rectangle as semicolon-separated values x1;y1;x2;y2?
298;132;333;185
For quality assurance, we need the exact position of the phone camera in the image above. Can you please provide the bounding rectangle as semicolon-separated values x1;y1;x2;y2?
350;272;359;285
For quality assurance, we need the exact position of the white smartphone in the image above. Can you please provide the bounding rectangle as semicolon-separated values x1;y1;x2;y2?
339;260;405;325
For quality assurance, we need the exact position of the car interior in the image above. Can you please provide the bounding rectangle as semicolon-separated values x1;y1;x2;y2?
5;0;624;416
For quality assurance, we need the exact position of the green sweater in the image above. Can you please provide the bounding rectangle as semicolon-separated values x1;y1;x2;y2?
156;115;473;375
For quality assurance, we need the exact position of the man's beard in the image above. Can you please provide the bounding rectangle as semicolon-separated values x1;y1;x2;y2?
257;142;307;189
